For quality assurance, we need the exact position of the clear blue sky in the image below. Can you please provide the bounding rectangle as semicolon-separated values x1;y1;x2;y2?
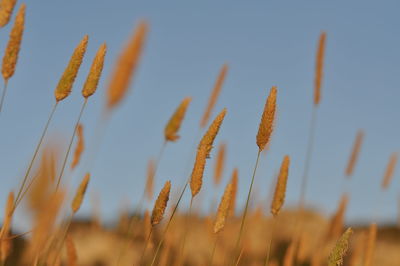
1;1;399;230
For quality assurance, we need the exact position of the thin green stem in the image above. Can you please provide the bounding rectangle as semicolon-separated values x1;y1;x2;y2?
179;197;193;260
138;227;153;265
116;141;167;266
0;80;8;115
234;247;244;266
232;150;261;265
209;235;218;266
13;102;58;211
47;214;73;266
55;99;88;191
263;218;276;266
149;181;189;266
299;106;317;209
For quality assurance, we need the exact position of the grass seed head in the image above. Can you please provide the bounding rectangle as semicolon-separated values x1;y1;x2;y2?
164;97;191;142
82;43;107;98
2;3;25;81
256;86;277;151
55;35;88;102
0;0;17;27
106;21;148;109
151;180;171;226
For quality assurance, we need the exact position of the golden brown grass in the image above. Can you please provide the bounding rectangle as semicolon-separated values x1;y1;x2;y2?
363;223;377;266
0;3;25;114
82;43;107;98
233;86;278;265
151;181;171;226
0;192;14;262
381;152;398;190
327;193;349;239
199;108;227;158
328;227;353;266
65;235;78;266
145;159;156;201
106;21;148;110
256;86;277;151
70;124;84;170
214;143;226;186
229;168;238;216
164;97;192;142
54;35;88;102
0;10;396;266
71;173;90;214
271;155;290;217
314;32;326;106
345;130;364;178
190;145;208;198
0;0;16;27
214;183;233;234
1;3;25;81
200;64;229;128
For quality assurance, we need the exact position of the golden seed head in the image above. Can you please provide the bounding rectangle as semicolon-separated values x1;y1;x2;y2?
71;124;84;170
314;32;326;106
382;152;398;190
1;3;25;81
82;43;107;98
71;173;90;213
214;183;233;233
256;86;277;151
199;108;227;158
106;21;148;109
271;155;290;216
345;130;364;177
190;145;208;198
0;0;17;27
54;35;88;102
145;159;155;201
229;168;238;216
164;97;191;142
200;63;228;128
213;143;226;185
328;228;353;266
151;180;171;226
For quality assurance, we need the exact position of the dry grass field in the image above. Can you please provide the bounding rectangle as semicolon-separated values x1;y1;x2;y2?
0;1;397;265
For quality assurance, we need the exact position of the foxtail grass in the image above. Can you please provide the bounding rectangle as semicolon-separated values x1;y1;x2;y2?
328;227;353;266
200;64;228;128
55;43;106;191
13;35;88;210
233;86;277;265
0;3;25;114
139;181;171;265
0;0;16;27
299;32;326;208
150;109;227;266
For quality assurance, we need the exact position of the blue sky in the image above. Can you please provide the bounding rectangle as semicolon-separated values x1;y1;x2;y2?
0;1;400;230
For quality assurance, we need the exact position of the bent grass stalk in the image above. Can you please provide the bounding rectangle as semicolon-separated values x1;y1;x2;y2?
233;150;261;265
233;86;277;264
56;98;88;191
13;102;58;210
116;141;167;265
55;99;87;191
0;80;7;115
50;174;90;265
